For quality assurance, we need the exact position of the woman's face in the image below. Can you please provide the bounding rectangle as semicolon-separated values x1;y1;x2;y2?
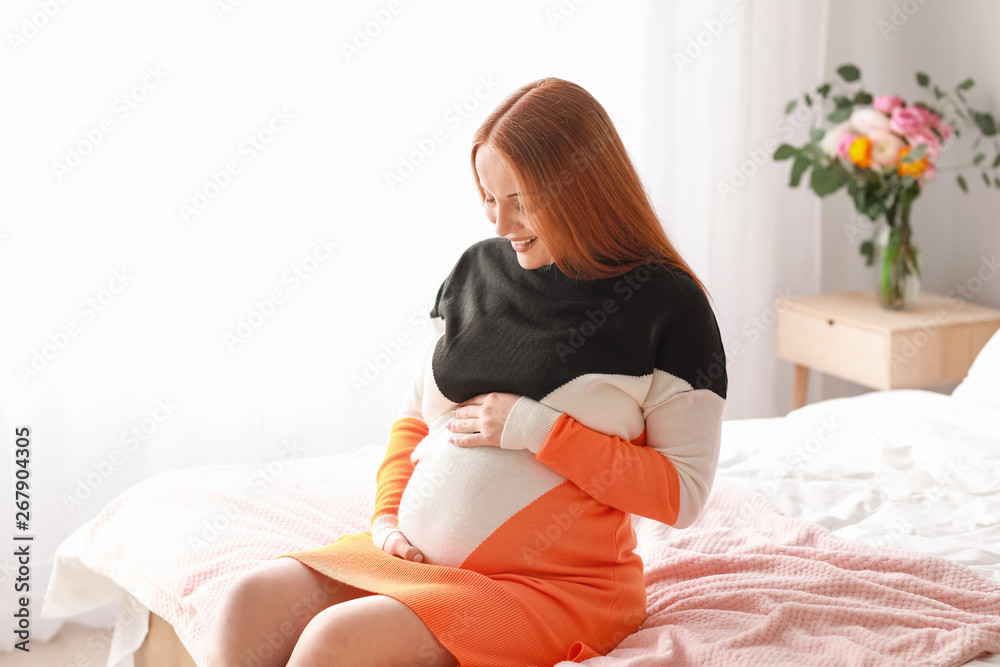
475;144;556;270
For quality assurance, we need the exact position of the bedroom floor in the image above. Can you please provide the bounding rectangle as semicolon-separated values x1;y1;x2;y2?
4;622;111;666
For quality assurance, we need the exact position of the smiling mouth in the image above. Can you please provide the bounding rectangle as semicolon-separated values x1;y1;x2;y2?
511;237;537;252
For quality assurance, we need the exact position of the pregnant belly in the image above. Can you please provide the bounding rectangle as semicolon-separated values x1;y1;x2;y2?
397;415;566;568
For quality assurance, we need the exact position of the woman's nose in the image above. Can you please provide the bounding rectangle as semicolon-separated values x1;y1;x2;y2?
493;205;520;236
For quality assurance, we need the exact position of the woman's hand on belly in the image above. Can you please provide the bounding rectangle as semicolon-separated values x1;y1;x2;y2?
446;392;521;448
381;530;425;563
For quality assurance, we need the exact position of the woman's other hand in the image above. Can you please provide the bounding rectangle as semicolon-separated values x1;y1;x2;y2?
382;531;425;563
447;392;521;448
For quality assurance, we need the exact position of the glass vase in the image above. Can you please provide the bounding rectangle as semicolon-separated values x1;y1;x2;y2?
873;220;921;310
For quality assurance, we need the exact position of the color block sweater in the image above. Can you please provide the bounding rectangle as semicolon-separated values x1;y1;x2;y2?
280;236;727;666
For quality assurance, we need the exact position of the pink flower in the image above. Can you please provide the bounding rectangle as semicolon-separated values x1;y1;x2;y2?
922;163;937;181
906;128;942;161
850;107;891;135
914;106;936;127
890;106;926;135
938;122;953;141
873;95;903;114
837;132;860;159
869;131;906;169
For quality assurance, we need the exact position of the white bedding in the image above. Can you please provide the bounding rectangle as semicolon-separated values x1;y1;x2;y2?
40;388;1000;666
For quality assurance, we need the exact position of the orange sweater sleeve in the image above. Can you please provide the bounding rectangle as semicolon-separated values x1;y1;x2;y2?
370;416;428;547
500;390;725;528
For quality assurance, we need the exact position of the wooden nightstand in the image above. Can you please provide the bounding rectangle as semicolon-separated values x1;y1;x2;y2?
775;291;1000;411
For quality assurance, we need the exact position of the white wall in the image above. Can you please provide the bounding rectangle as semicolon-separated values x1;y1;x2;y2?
815;0;1000;402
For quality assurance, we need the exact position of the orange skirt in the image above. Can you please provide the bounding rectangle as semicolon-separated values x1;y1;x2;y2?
277;530;646;667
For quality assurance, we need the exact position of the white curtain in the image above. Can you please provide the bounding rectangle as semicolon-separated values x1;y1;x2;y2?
0;0;845;650
0;0;656;649
636;0;830;421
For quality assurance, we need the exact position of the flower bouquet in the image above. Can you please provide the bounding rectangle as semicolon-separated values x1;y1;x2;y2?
774;63;999;309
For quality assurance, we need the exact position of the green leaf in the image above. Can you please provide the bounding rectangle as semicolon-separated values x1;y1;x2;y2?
785;99;798;115
993;153;1000;168
861;240;875;266
957;78;975;91
902;144;927;163
995;177;1000;189
933;85;945;99
984;172;991;187
810;163;848;196
816;83;831;99
854;91;873;105
957;174;968;193
974;153;986;165
837;64;861;82
901;175;917;188
916;72;930;87
827;107;851;124
973;112;998;137
789;155;811;187
809;127;825;142
774;144;799;161
833;95;853;108
973;136;982;150
804;93;813;108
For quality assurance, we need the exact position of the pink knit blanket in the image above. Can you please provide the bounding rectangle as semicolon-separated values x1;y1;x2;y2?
570;479;1000;667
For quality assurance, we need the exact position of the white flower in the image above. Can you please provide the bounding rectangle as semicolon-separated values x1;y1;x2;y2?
869;131;905;169
849;107;891;135
820;120;853;157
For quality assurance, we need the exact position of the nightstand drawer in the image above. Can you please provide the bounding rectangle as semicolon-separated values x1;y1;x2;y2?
776;308;889;388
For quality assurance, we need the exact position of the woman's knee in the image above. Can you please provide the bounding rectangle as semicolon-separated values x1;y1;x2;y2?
288;595;458;667
219;557;363;627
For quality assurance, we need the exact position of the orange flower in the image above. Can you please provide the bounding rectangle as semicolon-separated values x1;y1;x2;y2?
897;145;929;178
848;136;873;169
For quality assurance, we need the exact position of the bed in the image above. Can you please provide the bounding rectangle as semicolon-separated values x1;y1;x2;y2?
41;328;1000;666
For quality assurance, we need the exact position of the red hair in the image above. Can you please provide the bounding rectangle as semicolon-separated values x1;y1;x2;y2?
471;77;705;292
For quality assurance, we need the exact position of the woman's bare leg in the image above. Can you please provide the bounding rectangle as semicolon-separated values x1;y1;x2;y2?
206;556;371;667
287;594;459;667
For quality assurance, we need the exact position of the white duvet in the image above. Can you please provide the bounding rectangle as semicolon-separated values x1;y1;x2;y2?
41;388;1000;666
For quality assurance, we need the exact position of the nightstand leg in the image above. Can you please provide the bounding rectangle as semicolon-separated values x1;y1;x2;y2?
792;364;809;411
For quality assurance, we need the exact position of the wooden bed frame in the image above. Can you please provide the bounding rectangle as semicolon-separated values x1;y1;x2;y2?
135;613;197;667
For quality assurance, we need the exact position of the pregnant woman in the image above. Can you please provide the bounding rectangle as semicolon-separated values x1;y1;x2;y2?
206;77;727;667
